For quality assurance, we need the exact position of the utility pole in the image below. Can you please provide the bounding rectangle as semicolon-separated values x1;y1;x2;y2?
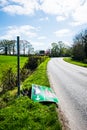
17;36;20;96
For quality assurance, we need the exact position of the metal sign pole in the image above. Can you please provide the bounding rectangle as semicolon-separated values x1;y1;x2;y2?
17;36;20;96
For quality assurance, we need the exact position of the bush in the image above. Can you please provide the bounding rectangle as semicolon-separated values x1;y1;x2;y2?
24;56;48;71
3;92;14;103
0;91;15;109
0;98;6;109
24;56;38;70
20;68;31;82
83;59;87;63
1;68;16;93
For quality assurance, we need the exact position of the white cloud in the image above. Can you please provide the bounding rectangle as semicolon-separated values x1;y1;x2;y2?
40;0;63;15
1;0;87;26
0;0;8;6
2;0;39;15
64;41;72;46
39;17;49;21
0;25;38;40
40;0;87;26
71;1;87;26
54;29;70;37
31;41;46;50
37;36;46;40
40;0;81;16
56;16;66;22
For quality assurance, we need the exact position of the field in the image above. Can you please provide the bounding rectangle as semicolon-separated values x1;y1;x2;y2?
0;55;28;81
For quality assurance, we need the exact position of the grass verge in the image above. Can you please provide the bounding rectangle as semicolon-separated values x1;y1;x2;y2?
22;58;50;89
63;57;87;67
0;58;62;130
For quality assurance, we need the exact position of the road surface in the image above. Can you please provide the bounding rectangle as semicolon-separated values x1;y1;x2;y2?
47;58;87;130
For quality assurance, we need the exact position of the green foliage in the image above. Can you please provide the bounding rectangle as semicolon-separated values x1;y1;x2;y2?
24;56;48;71
0;98;6;109
51;42;60;57
51;41;71;57
72;29;87;61
1;68;16;93
83;59;87;63
20;68;31;82
22;58;50;89
0;55;27;78
0;90;17;109
2;91;14;103
25;56;38;70
72;42;86;61
0;97;62;130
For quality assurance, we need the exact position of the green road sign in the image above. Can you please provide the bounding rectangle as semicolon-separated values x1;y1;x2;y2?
31;84;58;103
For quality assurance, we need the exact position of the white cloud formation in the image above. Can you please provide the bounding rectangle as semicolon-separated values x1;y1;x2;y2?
40;0;80;16
1;0;87;25
54;29;71;37
31;41;46;50
40;0;87;25
40;0;62;15
71;0;87;26
0;25;37;40
0;0;8;6
56;16;66;22
37;36;46;40
64;41;73;46
1;0;39;15
39;17;49;21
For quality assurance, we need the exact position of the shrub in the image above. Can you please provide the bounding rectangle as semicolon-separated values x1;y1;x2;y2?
20;68;31;82
3;92;14;103
24;56;38;70
1;68;16;93
0;98;6;109
83;59;87;63
24;56;48;71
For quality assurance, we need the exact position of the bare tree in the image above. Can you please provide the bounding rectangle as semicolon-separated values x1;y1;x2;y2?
0;40;15;55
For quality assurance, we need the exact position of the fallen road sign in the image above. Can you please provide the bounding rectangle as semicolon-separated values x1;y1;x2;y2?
31;84;58;103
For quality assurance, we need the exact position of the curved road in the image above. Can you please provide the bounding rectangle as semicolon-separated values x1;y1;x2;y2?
47;58;87;130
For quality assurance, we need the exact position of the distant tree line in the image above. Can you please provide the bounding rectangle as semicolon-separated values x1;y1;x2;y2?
50;41;71;57
0;39;34;55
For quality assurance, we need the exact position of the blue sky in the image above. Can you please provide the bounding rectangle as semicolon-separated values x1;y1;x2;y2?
0;0;87;50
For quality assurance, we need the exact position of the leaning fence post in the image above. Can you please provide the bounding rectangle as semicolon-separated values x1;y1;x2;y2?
17;36;20;96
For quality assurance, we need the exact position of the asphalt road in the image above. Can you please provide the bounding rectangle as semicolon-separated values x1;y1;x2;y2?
47;58;87;130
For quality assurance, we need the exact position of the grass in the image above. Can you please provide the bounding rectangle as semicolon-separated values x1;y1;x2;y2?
22;58;50;89
63;57;87;67
0;97;61;130
0;55;28;71
0;55;28;82
0;57;62;130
